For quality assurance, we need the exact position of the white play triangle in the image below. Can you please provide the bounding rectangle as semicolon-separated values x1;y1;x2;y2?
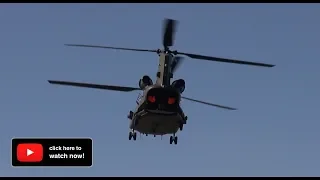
26;149;34;156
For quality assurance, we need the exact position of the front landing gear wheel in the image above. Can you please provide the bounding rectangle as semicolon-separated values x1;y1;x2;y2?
129;132;132;140
170;136;178;145
129;131;137;141
133;132;137;140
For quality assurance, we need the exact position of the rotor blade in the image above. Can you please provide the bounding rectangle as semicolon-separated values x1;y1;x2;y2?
65;44;157;53
171;56;184;73
182;96;237;110
163;19;177;48
48;80;140;92
177;52;275;67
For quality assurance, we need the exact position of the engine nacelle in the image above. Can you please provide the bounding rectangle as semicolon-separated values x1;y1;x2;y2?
171;79;185;93
139;75;153;89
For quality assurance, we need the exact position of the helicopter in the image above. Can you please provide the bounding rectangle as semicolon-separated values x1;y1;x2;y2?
48;18;275;145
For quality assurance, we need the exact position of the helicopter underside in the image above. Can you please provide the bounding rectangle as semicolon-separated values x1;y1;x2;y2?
130;110;183;135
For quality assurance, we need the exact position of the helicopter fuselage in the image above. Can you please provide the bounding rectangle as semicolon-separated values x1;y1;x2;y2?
129;85;185;135
129;51;186;136
130;110;182;135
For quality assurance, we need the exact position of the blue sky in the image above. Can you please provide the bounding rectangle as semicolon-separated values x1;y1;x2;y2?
1;3;320;177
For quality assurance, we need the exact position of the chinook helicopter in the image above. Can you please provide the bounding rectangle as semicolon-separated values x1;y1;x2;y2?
48;19;275;145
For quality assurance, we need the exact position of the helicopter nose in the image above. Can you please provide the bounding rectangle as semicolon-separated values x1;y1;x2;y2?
147;88;179;103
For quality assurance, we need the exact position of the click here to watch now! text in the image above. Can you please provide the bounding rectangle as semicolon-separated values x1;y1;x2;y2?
12;138;93;167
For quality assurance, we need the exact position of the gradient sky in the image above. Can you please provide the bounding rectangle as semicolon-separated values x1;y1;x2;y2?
1;3;320;177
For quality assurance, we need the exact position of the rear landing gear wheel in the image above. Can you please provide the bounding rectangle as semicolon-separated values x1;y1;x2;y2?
127;111;134;119
179;124;183;131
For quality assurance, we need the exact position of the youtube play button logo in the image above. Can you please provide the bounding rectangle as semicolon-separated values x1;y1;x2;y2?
27;149;33;156
17;143;43;162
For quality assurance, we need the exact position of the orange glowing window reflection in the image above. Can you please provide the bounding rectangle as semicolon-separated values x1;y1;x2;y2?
147;96;156;103
168;97;176;104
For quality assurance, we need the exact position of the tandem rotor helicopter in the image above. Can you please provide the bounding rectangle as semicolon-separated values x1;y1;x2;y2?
48;19;275;145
